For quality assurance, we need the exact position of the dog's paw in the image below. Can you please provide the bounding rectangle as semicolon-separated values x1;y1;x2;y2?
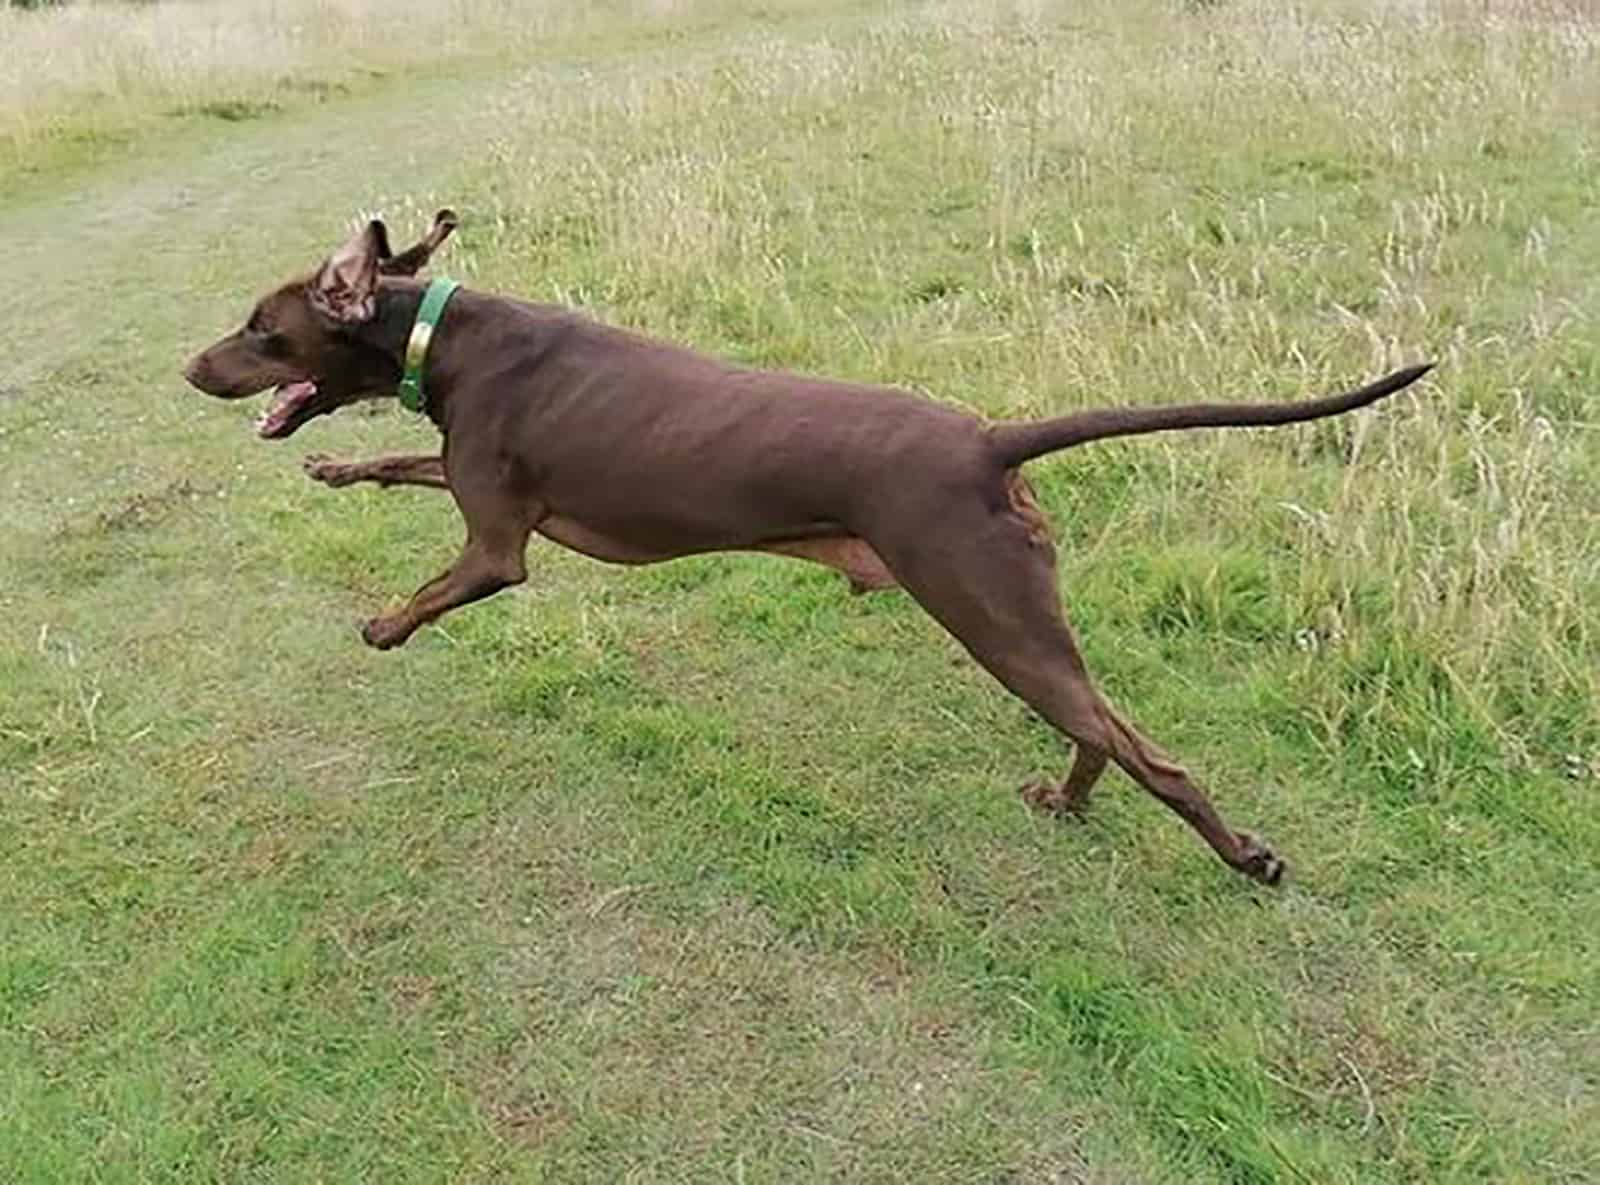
360;614;409;650
1234;833;1286;887
1019;779;1090;820
303;454;353;487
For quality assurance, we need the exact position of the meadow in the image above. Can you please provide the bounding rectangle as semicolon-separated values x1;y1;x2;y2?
2;0;1597;1180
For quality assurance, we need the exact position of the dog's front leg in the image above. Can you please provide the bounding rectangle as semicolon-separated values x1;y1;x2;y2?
304;453;448;490
362;526;532;650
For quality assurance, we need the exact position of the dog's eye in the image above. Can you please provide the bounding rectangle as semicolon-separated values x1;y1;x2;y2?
259;331;290;358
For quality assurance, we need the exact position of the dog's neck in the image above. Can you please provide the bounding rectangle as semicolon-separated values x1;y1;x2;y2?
367;280;452;428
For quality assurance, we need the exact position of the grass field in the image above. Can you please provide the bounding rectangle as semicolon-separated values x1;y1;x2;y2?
3;0;1598;1180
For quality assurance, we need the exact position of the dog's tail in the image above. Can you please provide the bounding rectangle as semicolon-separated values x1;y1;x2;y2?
988;362;1434;468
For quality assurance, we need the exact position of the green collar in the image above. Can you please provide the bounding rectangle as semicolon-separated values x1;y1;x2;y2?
398;276;461;415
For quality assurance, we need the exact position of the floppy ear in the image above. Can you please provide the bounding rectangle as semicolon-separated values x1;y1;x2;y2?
379;208;460;276
309;219;389;323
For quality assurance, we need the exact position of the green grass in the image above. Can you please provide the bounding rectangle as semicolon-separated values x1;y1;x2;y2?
3;0;1598;1181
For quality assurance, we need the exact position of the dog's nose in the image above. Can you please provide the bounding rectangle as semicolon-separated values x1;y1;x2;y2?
182;356;207;388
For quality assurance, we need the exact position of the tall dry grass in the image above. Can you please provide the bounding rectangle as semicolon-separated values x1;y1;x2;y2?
0;0;727;146
449;0;1600;771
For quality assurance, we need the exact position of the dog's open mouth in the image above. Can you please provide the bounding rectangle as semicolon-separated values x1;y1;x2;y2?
257;380;323;439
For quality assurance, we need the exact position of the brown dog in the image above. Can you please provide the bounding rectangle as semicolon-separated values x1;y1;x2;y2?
184;210;1432;885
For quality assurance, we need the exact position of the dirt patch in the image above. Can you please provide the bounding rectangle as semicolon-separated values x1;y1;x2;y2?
92;478;215;533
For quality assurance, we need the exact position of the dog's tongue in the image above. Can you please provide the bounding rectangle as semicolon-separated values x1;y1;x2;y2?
257;381;317;439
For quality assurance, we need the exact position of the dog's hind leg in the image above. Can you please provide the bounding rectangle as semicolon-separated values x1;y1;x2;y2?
869;489;1284;885
1021;743;1108;817
303;453;448;490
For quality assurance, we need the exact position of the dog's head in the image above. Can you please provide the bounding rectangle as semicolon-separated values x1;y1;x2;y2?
183;209;458;438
